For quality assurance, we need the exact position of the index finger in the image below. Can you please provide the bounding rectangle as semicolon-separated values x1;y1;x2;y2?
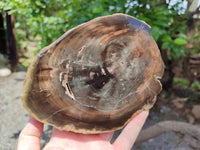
17;117;44;150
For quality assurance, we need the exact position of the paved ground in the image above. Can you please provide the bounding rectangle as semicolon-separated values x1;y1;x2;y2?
0;71;28;150
0;71;197;150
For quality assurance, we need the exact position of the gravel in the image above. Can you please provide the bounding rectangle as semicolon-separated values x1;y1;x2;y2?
0;72;28;150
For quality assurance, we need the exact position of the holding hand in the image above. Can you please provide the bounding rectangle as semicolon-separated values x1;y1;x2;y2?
18;111;149;150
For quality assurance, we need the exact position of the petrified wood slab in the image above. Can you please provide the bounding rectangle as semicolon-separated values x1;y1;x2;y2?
22;13;164;134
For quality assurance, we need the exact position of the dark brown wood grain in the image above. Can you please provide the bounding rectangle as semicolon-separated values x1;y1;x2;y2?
6;13;18;72
0;13;7;55
22;14;164;134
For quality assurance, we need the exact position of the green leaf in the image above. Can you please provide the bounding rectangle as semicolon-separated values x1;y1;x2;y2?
177;33;187;40
174;38;187;45
0;2;5;9
92;8;102;13
161;35;172;42
151;27;160;41
173;78;189;87
161;42;170;49
3;4;12;11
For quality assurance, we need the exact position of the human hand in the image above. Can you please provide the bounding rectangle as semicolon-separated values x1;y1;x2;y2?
17;110;149;150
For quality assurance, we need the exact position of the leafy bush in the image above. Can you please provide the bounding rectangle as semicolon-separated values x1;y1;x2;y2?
191;81;200;91
173;78;190;87
0;0;188;59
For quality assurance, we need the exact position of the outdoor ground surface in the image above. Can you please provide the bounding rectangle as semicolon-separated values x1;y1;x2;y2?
0;71;199;150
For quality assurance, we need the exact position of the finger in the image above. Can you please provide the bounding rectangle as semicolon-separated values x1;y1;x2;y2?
113;110;149;150
17;116;44;150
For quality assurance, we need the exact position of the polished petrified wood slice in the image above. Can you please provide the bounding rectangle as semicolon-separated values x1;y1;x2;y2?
22;13;164;134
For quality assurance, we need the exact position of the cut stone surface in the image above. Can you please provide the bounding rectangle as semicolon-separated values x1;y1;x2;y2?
22;13;164;134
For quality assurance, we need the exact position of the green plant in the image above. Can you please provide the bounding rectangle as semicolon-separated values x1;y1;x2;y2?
191;81;200;91
1;0;188;60
173;78;190;87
